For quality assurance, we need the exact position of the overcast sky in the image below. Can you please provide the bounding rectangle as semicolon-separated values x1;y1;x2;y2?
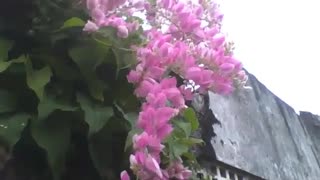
220;0;320;115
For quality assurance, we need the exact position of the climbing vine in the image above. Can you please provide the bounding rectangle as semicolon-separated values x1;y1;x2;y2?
0;0;246;179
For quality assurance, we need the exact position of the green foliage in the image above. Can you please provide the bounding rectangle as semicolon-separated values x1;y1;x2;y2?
0;56;25;73
0;89;18;113
38;92;77;120
25;58;53;100
77;93;113;136
0;38;13;60
184;108;199;131
31;111;73;180
58;17;86;31
0;113;30;146
68;39;109;101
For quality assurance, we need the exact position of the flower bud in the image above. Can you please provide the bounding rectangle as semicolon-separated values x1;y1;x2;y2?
120;171;130;180
83;20;99;32
220;63;235;73
117;25;129;38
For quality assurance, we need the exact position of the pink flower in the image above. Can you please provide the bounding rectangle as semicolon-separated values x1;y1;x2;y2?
127;70;142;84
100;0;126;11
237;70;248;82
159;78;177;89
133;132;164;153
137;106;177;139
163;88;185;108
131;0;145;9
146;92;167;108
173;2;185;13
120;171;130;180
179;85;194;101
87;0;99;10
220;63;235;73
161;0;173;9
130;152;163;179
194;6;203;17
91;8;105;25
185;68;213;88
211;34;225;48
135;79;155;97
166;159;192;180
210;74;234;95
117;25;129;38
159;42;171;57
226;57;243;71
145;155;163;178
83;20;99;32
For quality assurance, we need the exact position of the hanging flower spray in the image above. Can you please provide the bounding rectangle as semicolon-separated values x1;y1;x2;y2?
84;0;247;179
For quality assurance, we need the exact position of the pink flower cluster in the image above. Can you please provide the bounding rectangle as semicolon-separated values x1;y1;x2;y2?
127;77;192;179
84;0;142;37
84;0;248;179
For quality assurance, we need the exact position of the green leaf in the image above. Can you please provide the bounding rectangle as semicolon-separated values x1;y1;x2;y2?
95;27;138;73
39;53;80;81
167;137;189;159
172;143;189;158
174;121;192;138
182;152;198;163
112;48;136;74
0;89;18;113
69;41;109;101
59;17;85;30
38;93;77;120
0;37;13;60
25;58;52;100
89;117;128;179
112;74;140;113
0;56;25;73
0;113;29;146
113;103;139;151
77;93;113;136
125;112;138;128
183;108;199;131
178;137;204;146
31;111;72;180
113;102;138;128
124;128;141;151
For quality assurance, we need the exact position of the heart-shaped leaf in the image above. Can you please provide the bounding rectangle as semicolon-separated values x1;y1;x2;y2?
0;113;29;147
31;111;73;180
77;93;113;136
25;58;52;100
69;41;109;101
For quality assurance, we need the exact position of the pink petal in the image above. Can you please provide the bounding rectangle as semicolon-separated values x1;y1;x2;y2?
120;171;130;180
127;70;141;83
87;0;99;10
83;20;99;32
117;25;129;38
157;124;173;140
135;80;155;97
145;155;163;178
160;78;177;89
220;63;235;73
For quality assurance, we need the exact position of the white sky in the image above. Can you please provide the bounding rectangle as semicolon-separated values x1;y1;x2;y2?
220;0;320;115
